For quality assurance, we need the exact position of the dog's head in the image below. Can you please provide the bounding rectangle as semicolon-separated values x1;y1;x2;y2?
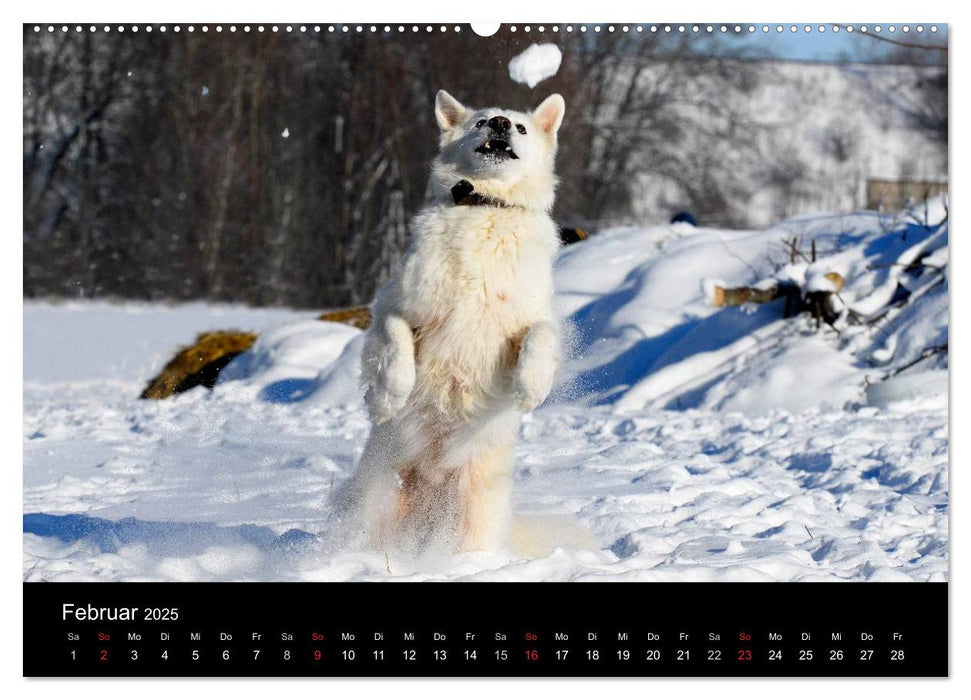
431;90;565;212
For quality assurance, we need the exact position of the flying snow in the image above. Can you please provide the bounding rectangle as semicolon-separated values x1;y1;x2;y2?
281;128;290;139
508;44;562;88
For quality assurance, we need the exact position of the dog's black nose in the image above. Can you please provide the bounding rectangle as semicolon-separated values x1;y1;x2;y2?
488;115;511;133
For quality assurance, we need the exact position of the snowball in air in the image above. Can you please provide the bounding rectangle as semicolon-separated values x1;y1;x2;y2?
281;128;290;139
508;44;562;88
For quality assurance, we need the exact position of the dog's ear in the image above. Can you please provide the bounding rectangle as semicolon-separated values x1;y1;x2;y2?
532;94;565;137
435;90;470;132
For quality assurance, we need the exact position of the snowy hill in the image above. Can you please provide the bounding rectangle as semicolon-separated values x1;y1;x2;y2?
23;206;947;582
554;203;948;414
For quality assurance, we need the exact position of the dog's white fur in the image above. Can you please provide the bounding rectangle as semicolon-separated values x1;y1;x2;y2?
336;90;565;553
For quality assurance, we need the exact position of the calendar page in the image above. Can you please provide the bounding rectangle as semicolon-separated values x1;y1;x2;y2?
22;20;948;677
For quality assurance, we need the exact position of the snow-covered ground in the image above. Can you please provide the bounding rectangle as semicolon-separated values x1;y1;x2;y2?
23;206;948;582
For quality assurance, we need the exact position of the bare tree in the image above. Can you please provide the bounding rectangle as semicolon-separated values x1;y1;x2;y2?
23;26;946;309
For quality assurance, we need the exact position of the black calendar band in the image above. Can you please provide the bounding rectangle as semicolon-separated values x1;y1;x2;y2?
24;581;947;677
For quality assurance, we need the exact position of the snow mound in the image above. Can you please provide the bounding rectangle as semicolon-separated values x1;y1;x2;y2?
508;44;562;88
555;208;948;415
218;319;361;404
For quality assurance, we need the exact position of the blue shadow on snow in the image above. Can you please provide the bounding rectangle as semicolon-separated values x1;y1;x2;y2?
259;378;318;404
572;300;785;406
23;513;317;556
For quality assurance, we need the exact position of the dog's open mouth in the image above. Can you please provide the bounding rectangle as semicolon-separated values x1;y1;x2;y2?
475;139;519;160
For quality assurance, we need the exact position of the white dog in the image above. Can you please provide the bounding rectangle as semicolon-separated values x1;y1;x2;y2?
336;90;565;554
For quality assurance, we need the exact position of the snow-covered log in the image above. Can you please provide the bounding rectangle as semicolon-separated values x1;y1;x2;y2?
709;283;783;308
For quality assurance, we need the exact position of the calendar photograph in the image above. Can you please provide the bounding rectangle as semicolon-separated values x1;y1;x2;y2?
23;23;948;587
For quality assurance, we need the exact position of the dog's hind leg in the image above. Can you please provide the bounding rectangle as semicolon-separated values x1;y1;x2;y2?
457;441;515;551
396;465;463;552
332;422;407;549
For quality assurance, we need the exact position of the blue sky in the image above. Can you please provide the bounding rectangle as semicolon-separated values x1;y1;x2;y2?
714;23;948;62
545;23;949;64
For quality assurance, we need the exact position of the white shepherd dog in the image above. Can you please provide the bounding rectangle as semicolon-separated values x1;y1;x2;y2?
336;90;566;554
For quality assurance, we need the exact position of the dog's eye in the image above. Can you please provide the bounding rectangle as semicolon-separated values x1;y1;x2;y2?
516;124;527;135
475;119;487;128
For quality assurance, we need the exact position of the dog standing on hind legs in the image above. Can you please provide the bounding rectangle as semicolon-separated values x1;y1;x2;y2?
336;89;566;554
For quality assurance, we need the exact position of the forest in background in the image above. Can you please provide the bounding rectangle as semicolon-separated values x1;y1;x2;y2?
23;26;946;309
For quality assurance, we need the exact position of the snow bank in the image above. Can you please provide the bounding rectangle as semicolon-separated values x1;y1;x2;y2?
555;210;948;415
218;319;361;404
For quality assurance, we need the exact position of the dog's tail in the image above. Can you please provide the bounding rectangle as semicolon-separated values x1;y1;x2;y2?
509;514;596;558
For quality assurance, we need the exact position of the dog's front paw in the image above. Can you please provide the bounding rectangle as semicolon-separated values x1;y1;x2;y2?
513;326;558;412
514;374;553;413
366;353;416;424
514;357;556;411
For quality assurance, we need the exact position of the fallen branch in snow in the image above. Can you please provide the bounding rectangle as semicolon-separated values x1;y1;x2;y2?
868;261;946;273
855;265;947;331
710;272;843;308
884;342;948;379
709;283;784;308
707;270;846;331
